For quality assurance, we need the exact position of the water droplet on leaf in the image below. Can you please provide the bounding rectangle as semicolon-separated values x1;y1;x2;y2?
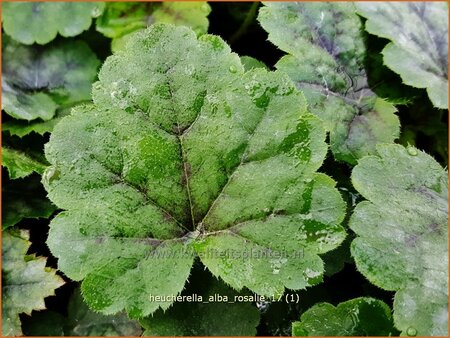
407;145;418;156
406;327;417;336
91;5;103;17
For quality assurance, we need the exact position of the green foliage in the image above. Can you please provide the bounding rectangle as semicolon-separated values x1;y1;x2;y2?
350;144;448;336
2;37;99;122
140;267;260;336
43;24;346;319
23;288;142;336
357;2;449;109
240;56;268;71
2;2;105;45
2;146;48;180
258;2;400;164
362;33;422;106
2;230;64;336
292;297;397;336
2;108;72;138
1;2;448;336
96;2;210;51
2;175;57;230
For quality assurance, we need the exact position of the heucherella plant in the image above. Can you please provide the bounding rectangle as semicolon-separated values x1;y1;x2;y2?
350;144;448;336
292;297;397;336
43;23;347;318
2;230;64;336
96;1;211;51
2;2;105;45
357;2;448;109
258;2;400;165
1;36;100;127
1;2;448;336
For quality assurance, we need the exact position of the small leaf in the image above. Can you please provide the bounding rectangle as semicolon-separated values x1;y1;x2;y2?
2;108;72;138
2;2;105;44
292;297;397;336
258;2;400;164
357;2;449;109
2;146;48;180
2;37;100;121
2;230;64;336
96;2;211;52
350;144;448;336
2;175;57;230
44;24;346;318
140;267;260;336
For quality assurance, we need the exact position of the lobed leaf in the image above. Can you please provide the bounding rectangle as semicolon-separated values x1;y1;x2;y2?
292;297;397;336
1;230;64;336
357;2;449;109
44;24;346;318
258;2;400;164
2;37;100;122
2;175;57;230
2;2;105;45
96;2;211;52
350;144;448;335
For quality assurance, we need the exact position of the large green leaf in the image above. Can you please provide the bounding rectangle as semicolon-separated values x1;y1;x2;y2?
96;2;210;51
2;37;99;122
140;267;260;336
44;24;346;319
1;230;64;336
2;2;104;45
292;297;397;336
258;2;400;164
2;146;48;180
350;144;448;336
357;2;448;109
2;175;57;230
